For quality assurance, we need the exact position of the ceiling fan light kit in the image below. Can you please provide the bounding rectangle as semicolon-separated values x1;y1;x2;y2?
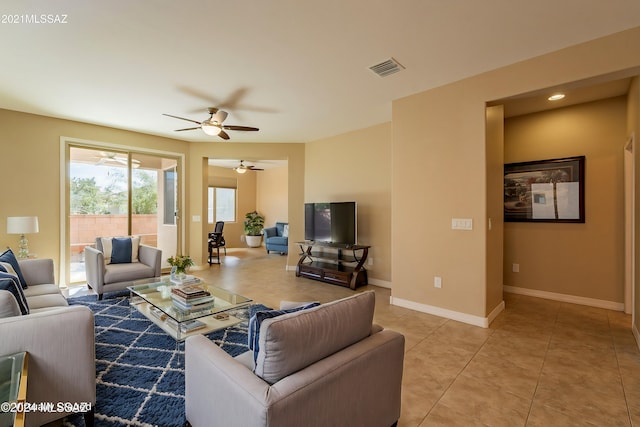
162;107;258;141
201;121;222;136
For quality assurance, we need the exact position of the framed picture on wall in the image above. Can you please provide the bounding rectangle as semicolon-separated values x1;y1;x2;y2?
504;156;585;223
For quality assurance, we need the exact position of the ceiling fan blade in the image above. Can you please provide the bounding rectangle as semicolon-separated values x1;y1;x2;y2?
162;113;202;125
174;127;201;132
215;110;228;123
248;167;264;171
218;130;230;140
223;125;259;132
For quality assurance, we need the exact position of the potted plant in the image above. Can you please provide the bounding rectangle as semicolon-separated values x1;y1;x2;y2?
167;254;194;277
244;211;265;248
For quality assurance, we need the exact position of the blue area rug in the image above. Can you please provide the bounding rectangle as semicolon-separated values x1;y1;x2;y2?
64;292;267;427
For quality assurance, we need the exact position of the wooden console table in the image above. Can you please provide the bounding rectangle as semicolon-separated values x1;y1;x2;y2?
295;241;370;289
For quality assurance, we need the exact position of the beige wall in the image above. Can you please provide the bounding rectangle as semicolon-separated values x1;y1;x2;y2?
188;143;305;268
504;97;627;303
391;26;640;323
485;106;505;315
257;166;289;227
629;77;640;336
207;165;258;248
0;108;189;282
305;122;392;284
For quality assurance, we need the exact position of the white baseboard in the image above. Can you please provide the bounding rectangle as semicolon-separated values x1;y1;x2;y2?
503;285;624;311
368;278;391;289
389;296;504;328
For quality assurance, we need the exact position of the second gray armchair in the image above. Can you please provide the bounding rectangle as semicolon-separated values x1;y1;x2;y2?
84;237;161;299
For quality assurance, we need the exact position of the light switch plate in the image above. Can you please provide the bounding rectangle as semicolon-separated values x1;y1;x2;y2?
451;218;473;230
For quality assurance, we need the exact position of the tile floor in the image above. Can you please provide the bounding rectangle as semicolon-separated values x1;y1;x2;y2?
69;248;640;426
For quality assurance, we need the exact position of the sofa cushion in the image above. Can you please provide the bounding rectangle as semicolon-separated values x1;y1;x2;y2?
26;293;68;310
23;284;61;298
248;302;320;362
111;237;133;264
266;236;287;246
103;262;155;284
0;276;29;315
282;224;289;238
100;236;140;264
0;249;28;288
254;291;375;384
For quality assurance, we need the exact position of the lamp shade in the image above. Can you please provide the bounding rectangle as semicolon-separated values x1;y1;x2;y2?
7;216;39;234
201;119;222;136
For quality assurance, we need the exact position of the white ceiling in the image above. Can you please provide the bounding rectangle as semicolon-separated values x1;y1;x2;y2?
2;1;640;143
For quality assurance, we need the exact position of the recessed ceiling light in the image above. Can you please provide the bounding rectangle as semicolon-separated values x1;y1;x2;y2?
548;93;565;101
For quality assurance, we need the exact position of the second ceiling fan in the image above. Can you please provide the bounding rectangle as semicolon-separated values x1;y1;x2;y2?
163;107;259;140
234;160;264;174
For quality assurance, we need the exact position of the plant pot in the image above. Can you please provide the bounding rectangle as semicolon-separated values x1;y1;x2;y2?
245;235;262;248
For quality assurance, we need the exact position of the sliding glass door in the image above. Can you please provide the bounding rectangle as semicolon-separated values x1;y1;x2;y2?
67;145;180;284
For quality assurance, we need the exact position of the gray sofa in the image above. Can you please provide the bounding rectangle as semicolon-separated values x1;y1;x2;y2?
85;237;162;299
185;291;405;427
0;258;95;427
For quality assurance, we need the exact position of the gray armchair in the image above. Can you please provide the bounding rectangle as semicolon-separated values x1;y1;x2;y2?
185;291;404;427
85;237;161;299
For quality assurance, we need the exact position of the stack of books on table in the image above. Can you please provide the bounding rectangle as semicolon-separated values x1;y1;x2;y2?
165;318;206;333
171;285;214;313
170;274;202;286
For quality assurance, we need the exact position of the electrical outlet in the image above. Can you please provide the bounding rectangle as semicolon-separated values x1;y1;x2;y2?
368;257;374;266
434;276;442;288
512;263;520;273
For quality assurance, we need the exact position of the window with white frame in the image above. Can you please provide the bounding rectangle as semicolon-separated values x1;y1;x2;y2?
208;187;236;223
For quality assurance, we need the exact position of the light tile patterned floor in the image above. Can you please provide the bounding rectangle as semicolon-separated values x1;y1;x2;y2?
67;248;640;426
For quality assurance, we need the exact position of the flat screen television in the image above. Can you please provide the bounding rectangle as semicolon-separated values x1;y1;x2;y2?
304;202;357;245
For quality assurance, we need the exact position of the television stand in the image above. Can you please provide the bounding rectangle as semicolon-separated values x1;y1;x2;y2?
295;241;370;289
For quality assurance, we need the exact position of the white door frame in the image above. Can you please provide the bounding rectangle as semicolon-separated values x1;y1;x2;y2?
59;136;185;286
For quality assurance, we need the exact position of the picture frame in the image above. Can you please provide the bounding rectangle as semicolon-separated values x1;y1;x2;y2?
504;156;585;223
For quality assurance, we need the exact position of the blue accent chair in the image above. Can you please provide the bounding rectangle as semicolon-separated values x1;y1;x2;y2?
264;222;288;254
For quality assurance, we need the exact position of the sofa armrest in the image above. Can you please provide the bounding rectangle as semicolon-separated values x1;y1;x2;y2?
84;246;105;293
17;258;55;286
186;335;271;427
263;227;278;239
0;289;21;318
0;306;96;426
138;245;162;277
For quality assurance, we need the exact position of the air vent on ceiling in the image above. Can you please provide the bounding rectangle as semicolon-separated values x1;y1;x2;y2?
369;58;405;77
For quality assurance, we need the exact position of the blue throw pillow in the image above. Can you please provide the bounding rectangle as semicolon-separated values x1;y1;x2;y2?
0;249;28;289
248;302;320;363
110;237;132;264
0;275;29;315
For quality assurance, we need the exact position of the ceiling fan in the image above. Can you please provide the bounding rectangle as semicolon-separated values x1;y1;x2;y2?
95;152;140;168
234;160;264;174
163;107;259;140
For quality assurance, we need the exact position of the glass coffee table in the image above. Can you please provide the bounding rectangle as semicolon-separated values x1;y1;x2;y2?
0;352;28;427
128;277;252;342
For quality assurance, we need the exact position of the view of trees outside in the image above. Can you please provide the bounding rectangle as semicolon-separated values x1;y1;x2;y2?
71;166;158;215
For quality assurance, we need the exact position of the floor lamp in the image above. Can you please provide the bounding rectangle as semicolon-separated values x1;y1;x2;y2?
6;216;39;259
